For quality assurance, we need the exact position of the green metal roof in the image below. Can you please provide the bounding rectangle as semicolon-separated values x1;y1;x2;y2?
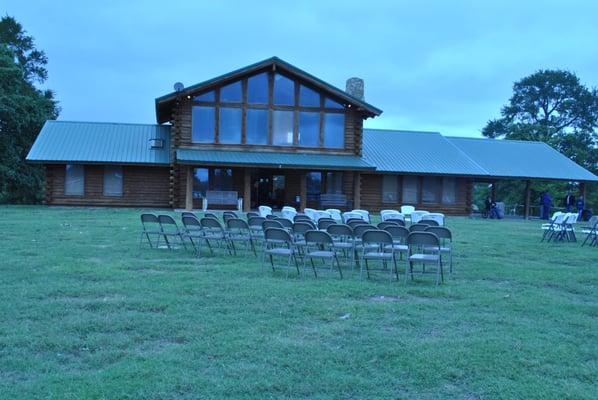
155;56;383;123
362;129;488;176
176;148;374;170
26;121;171;165
447;136;598;182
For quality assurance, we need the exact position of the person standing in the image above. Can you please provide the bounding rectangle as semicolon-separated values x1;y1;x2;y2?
541;191;552;220
565;192;576;212
577;195;585;220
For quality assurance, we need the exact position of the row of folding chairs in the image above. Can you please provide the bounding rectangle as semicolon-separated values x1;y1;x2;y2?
541;212;580;243
581;216;598;247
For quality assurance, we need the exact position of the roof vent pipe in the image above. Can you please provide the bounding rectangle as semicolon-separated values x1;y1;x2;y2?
346;77;364;101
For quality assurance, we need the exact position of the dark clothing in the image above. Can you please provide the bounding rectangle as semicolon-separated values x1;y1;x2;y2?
577;198;585;218
565;194;576;212
541;193;552;220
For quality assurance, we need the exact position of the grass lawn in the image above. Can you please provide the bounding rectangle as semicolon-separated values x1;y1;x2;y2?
0;205;596;399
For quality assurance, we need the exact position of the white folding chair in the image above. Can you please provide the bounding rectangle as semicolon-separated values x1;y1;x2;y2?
410;210;430;224
325;208;342;222
258;205;273;218
281;206;297;221
351;209;370;223
422;212;445;226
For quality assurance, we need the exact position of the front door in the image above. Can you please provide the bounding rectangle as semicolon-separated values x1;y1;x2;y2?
251;171;285;209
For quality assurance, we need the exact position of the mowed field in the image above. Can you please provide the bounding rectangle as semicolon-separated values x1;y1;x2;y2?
0;206;596;400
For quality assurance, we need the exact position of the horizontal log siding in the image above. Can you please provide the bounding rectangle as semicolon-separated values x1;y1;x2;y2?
361;173;472;215
46;164;170;207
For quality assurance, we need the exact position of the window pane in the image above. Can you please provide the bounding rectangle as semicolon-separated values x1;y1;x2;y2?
326;172;343;194
323;113;345;148
247;73;268;104
103;166;123;197
220;81;242;102
382;175;399;203
442;178;457;204
193;168;209;198
193;90;215;102
402;176;419;204
272;175;285;201
298;112;320;147
273;74;294;105
192;106;215;143
246;109;268;145
299;85;320;107
422;176;442;203
219;107;242;144
324;97;344;109
272;110;294;146
213;169;233;191
306;172;322;201
65;164;84;196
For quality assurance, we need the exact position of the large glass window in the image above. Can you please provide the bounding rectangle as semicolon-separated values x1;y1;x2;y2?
219;107;242;143
103;166;123;197
192;106;215;143
422;176;442;203
246;109;268;145
194;90;214;102
306;172;322;201
402;176;419;204
299;85;320;107
298;112;320;147
324;97;344;109
326;172;343;194
193;168;209;198
220;81;242;102
382;175;399;203
213;168;233;191
272;110;294;146
247;73;268;104
323;113;345;148
273;74;294;105
65;164;84;196
442;177;457;204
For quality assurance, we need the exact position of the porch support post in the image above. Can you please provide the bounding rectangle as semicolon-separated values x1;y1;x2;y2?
353;172;361;209
580;181;587;199
185;165;193;211
491;181;497;202
300;172;307;212
243;168;251;212
524;180;531;219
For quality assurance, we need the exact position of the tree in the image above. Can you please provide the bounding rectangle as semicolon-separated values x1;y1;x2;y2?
482;70;598;211
0;16;59;203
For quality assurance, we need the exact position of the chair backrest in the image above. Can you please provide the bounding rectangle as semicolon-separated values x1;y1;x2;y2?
410;210;430;223
380;209;399;217
342;211;364;223
282;206;297;212
204;212;219;220
417;220;433;226
258;205;273;217
303;208;317;221
400;205;415;215
377;221;399;230
381;211;405;222
313;210;332;221
407;231;440;248
317;219;336;230
351;209;370;222
384;225;410;241
248;216;266;228
565;213;578;224
348;220;369;229
226;218;249;230
386;218;406;227
325;208;342;221
425;226;452;240
353;224;376;239
277;218;294;229
294;214;312;223
158;214;178;229
550;211;563;221
141;213;159;226
263;220;284;230
200;217;223;229
223;211;237;220
264;227;292;243
409;223;430;232
304;230;334;246
246;211;260;219
422;212;445;226
292;222;313;235
327;224;354;238
281;207;297;221
420;218;439;226
182;215;201;230
362;229;393;246
181;211;198;220
553;213;567;224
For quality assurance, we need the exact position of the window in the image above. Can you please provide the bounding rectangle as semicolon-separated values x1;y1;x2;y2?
213;168;233;191
306;172;322;201
193;168;209;198
246;109;268;144
247;73;268;104
382;175;399;203
103;166;123;197
272;175;285;201
299;85;320;107
402;176;419;204
64;164;84;196
324;97;344;109
193;90;214;102
192;106;215;143
272;110;294;146
442;177;457;204
219;107;242;143
273;73;294;105
326;172;343;194
220;81;242;102
323;113;344;148
298;112;320;147
422;176;442;203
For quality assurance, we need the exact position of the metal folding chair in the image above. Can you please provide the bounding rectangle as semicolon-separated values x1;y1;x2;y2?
303;230;343;278
407;231;443;285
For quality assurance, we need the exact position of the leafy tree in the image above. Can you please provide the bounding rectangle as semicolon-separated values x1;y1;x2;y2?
482;70;598;212
0;16;59;203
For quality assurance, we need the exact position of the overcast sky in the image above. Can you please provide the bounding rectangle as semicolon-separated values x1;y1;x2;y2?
5;0;598;137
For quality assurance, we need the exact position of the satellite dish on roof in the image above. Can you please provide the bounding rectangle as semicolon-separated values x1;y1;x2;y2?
173;82;184;92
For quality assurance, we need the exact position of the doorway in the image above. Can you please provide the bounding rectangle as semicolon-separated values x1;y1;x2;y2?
251;171;286;209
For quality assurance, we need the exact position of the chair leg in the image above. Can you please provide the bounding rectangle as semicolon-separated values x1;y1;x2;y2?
310;257;317;278
335;255;343;279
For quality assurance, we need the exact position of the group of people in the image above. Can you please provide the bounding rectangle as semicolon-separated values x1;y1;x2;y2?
540;191;585;220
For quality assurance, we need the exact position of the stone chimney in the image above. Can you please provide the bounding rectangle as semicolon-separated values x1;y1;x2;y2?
346;77;365;101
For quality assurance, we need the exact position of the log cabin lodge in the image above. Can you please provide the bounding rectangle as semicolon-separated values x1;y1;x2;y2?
27;57;597;215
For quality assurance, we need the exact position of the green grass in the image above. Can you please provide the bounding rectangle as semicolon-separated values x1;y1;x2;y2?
0;206;596;399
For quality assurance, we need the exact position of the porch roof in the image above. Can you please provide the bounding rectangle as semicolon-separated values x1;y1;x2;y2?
176;148;375;171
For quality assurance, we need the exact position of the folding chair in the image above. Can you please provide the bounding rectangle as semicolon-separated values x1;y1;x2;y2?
248;216;266;244
292;222;313;257
386;218;406;227
281;206;297;221
157;215;187;250
327;224;357;269
541;212;563;242
181;215;210;255
581;216;598;247
276;218;294;230
422;213;445;226
342;211;364;223
226;218;256;256
410;210;430;224
303;230;343;278
204;212;219;220
409;223;430;232
317;218;336;230
359;230;399;281
351;209;370;223
425;226;453;275
303;208;318;221
347;219;369;229
407;231;443;285
223;211;238;224
419;219;439;226
294;214;313;224
263;219;284;230
265;214;278;220
262;228;300;275
259;205;273;217
139;214;161;248
562;213;579;242
246;211;260;220
325;208;342;222
377;221;400;230
200;217;231;255
382;225;410;261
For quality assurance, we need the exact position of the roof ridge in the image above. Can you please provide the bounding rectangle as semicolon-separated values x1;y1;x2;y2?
48;120;167;127
364;128;441;135
447;135;546;145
